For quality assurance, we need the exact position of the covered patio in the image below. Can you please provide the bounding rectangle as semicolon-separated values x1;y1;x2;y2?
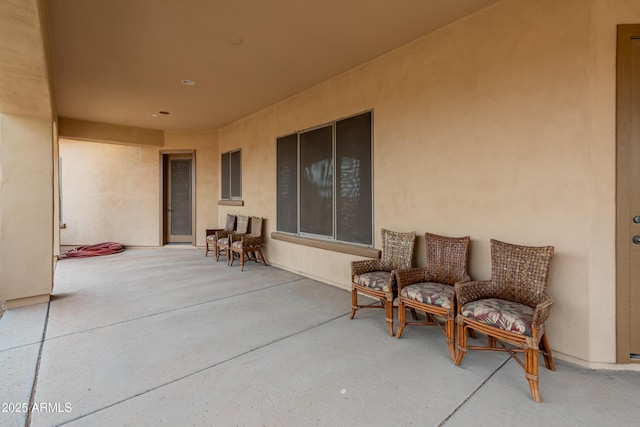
1;248;639;426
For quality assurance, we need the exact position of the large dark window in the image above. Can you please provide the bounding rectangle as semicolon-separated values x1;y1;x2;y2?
276;111;373;246
276;135;298;233
336;113;372;244
300;125;333;237
221;149;241;200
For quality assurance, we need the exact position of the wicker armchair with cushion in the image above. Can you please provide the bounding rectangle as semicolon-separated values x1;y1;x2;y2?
350;228;416;336
396;233;471;361
205;214;236;257
215;215;249;263
229;216;268;271
454;239;555;402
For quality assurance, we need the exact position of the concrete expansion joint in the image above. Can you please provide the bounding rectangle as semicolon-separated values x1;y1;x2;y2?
37;278;307;345
53;310;351;425
436;356;510;426
25;302;51;427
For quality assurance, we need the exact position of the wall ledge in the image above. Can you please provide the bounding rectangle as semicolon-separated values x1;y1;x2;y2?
271;232;380;258
218;200;244;206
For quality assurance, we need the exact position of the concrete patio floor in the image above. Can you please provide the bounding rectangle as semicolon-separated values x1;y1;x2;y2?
1;247;640;426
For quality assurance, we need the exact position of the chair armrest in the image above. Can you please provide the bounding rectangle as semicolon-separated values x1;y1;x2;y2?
532;294;555;329
454;280;493;307
457;273;472;284
240;235;262;247
215;230;231;239
229;232;249;243
351;259;389;277
206;228;223;237
396;268;429;293
450;274;472;300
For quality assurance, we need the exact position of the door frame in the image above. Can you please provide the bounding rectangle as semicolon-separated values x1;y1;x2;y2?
616;24;640;364
159;150;196;246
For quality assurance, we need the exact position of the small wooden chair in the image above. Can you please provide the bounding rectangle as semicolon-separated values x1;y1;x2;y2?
350;229;415;336
215;215;248;262
229;216;268;271
454;239;555;402
396;233;471;361
205;214;236;257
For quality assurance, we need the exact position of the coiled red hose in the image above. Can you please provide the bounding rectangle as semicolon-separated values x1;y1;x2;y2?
59;242;124;259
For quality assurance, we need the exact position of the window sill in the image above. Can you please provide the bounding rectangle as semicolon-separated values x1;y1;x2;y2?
270;232;380;258
218;199;244;206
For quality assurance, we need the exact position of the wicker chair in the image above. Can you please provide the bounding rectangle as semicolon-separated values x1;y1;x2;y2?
454;239;555;402
396;233;471;361
229;216;268;271
215;215;249;262
350;229;416;336
205;214;236;257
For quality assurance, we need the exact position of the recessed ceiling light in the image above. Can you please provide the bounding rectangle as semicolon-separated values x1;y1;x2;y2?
228;36;244;45
181;79;195;86
147;113;158;117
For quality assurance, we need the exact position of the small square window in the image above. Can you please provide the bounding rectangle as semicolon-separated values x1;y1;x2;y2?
221;149;241;200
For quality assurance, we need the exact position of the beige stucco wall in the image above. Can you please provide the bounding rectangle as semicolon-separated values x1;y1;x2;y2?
0;0;55;308
0;114;53;307
52;120;60;257
59;130;217;247
213;0;640;365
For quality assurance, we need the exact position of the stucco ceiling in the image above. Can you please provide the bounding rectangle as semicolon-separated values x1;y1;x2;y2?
46;0;501;131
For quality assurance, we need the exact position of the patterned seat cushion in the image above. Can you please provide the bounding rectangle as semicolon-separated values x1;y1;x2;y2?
231;240;242;249
400;282;453;309
461;298;534;336
206;234;216;242
353;271;392;292
217;237;229;245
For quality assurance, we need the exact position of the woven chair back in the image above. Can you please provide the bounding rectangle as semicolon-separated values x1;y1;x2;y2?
224;214;237;231
380;229;415;270
425;233;470;285
490;239;554;307
249;217;263;237
236;215;249;234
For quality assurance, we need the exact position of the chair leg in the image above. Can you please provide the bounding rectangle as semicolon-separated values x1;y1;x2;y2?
240;249;245;271
454;321;467;365
540;332;556;371
525;347;541;403
214;244;220;261
350;286;358;320
385;297;394;337
205;241;209;257
410;308;418;321
255;248;268;266
446;316;456;361
396;299;406;338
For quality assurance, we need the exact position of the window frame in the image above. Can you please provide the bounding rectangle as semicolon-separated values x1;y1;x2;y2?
276;110;373;247
220;149;242;201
